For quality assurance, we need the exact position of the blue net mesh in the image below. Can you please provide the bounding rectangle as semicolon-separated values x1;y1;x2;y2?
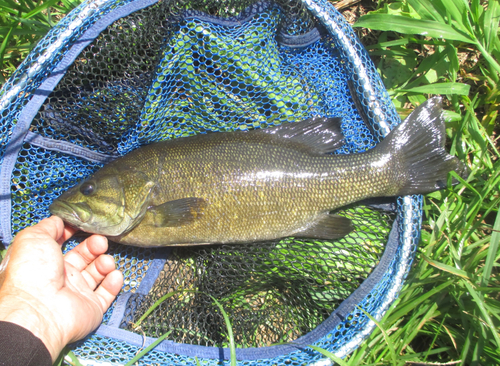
10;144;103;233
0;0;422;364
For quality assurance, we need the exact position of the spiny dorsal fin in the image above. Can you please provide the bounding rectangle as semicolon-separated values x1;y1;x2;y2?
258;116;344;154
149;197;207;227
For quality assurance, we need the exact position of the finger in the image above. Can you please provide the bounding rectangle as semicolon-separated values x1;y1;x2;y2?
94;270;124;311
7;217;66;279
57;224;79;245
64;235;108;272
80;254;116;290
35;216;65;239
14;216;65;245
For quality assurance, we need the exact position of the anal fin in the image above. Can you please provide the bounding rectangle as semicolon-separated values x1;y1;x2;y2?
294;214;353;240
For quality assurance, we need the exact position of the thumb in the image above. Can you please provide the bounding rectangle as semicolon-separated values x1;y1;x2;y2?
5;217;68;289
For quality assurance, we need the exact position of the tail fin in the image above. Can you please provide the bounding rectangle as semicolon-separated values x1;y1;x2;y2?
377;97;469;196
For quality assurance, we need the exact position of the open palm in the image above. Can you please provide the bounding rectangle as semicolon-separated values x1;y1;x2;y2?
0;216;123;361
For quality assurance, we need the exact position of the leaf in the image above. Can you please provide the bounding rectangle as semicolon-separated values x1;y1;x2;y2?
0;26;13;68
379;51;418;90
442;109;462;122
354;14;474;43
210;296;237;366
358;307;398;366
0;0;29;13
386;280;455;324
367;37;411;50
407;0;444;22
445;42;460;80
66;350;84;366
421;254;471;280
483;0;500;51
470;0;484;23
481;209;500;287
462;280;500;349
23;0;61;19
308;345;350;366
438;0;470;31
405;51;452;89
131;290;181;330
123;330;172;366
397;82;471;95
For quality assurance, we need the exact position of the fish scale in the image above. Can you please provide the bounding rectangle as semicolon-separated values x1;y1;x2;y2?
50;98;469;247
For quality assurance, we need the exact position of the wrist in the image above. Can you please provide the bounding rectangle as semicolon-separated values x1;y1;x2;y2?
0;287;65;361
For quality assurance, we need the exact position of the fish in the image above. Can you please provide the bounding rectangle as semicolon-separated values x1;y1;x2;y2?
49;97;469;247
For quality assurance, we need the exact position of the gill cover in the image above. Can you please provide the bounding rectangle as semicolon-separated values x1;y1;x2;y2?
50;170;155;236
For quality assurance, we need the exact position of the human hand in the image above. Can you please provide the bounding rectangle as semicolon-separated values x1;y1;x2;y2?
0;216;123;362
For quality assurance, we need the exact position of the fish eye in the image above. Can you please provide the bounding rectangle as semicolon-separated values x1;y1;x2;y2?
80;182;95;196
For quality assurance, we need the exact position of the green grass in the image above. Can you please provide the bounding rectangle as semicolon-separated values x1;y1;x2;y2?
1;0;499;365
0;0;80;83
346;1;500;364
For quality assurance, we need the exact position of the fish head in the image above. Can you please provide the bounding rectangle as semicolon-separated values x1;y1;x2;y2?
49;170;155;236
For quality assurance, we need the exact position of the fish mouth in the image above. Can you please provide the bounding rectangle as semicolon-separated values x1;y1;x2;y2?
49;200;92;224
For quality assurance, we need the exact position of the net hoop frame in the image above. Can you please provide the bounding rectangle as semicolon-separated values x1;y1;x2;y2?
0;0;422;363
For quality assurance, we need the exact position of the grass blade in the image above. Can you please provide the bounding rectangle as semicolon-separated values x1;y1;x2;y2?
474;39;500;77
131;290;181;330
462;280;500;349
54;347;83;366
124;330;173;366
210;296;237;366
438;0;469;31
65;350;84;366
406;0;443;22
481;209;500;286
397;82;471;95
0;26;13;72
358;307;398;366
308;345;349;366
22;0;62;19
354;14;473;43
483;0;500;50
421;255;471;280
386;280;455;324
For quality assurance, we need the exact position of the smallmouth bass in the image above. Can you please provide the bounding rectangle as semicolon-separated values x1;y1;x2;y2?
49;98;469;247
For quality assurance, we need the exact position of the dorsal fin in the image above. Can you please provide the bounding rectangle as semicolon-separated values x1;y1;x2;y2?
257;117;344;154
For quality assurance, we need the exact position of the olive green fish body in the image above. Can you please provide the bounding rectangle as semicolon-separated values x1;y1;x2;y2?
50;98;469;247
109;133;395;246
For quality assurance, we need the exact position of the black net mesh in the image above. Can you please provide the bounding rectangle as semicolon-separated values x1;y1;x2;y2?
2;0;407;356
29;0;321;157
121;204;395;347
30;2;175;155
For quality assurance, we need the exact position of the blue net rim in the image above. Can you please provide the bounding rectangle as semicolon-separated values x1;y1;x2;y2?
0;0;422;362
95;212;402;360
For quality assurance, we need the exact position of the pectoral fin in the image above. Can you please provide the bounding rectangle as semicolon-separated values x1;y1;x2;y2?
149;197;207;227
294;214;353;240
